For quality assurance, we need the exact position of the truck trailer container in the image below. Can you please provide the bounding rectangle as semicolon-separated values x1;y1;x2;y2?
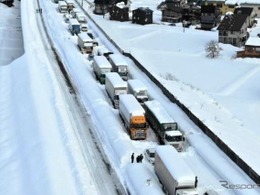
76;12;86;23
155;145;199;195
68;18;81;35
143;100;185;151
108;54;128;81
127;79;149;104
119;94;148;140
92;56;112;84
78;32;94;54
58;1;67;13
105;72;127;108
65;0;74;12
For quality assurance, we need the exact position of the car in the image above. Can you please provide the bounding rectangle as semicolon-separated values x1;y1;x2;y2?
144;148;155;165
80;23;88;32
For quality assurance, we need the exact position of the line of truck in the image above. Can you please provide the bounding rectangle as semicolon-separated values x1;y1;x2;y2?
54;2;203;194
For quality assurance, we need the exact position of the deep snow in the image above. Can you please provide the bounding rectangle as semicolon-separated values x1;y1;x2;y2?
1;0;260;194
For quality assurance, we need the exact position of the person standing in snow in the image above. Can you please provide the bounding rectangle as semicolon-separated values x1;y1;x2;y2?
131;153;134;163
140;154;143;163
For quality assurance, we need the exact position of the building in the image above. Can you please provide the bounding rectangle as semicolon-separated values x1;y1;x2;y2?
200;5;220;30
225;0;260;17
161;0;182;23
234;7;255;27
132;7;153;25
202;0;226;15
237;36;260;58
94;0;110;15
109;2;129;22
217;14;248;47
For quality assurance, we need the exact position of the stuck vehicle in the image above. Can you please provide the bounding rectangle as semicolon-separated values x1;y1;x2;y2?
68;18;81;35
77;32;94;54
144;148;155;165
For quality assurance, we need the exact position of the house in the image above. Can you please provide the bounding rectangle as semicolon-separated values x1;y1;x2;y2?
161;0;182;23
94;0;110;15
217;14;248;47
225;0;260;17
237;36;260;58
200;5;221;30
132;7;153;25
202;0;226;15
234;7;255;27
109;2;129;22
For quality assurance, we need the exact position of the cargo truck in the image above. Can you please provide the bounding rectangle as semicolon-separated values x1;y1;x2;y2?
155;145;199;195
143;100;185;151
78;32;94;54
127;79;149;104
76;12;86;23
68;18;81;35
65;0;74;12
119;94;148;140
105;72;127;108
108;54;128;81
92;56;112;84
58;1;67;13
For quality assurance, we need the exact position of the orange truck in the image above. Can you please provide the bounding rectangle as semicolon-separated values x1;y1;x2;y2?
119;94;148;140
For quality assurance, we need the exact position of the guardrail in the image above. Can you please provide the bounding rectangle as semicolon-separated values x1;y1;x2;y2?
77;0;260;185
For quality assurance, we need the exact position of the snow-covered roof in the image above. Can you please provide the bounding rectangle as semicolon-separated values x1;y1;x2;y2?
108;54;128;66
225;0;260;5
127;79;147;92
119;94;145;116
144;100;176;124
245;36;260;46
165;130;182;136
69;18;80;25
105;72;127;88
155;145;197;186
93;56;112;68
78;32;93;42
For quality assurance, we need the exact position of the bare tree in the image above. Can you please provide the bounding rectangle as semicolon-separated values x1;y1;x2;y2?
205;41;222;58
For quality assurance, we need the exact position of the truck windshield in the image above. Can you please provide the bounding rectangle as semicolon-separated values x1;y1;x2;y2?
131;123;147;128
165;135;183;142
138;90;147;96
164;123;178;131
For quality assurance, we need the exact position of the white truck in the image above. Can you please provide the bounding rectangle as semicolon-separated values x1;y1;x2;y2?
108;54;128;81
76;12;86;23
105;72;127;108
92;56;112;84
127;79;149;104
155;145;199;195
77;32;94;54
58;1;67;13
68;18;81;35
143;100;185;152
119;94;148;140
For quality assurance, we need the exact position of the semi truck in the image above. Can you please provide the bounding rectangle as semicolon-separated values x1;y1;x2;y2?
127;79;149;104
68;18;81;35
108;54;128;81
92;56;112;84
105;72;127;108
155;145;199;195
77;32;94;54
119;94;148;140
143;100;185;151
